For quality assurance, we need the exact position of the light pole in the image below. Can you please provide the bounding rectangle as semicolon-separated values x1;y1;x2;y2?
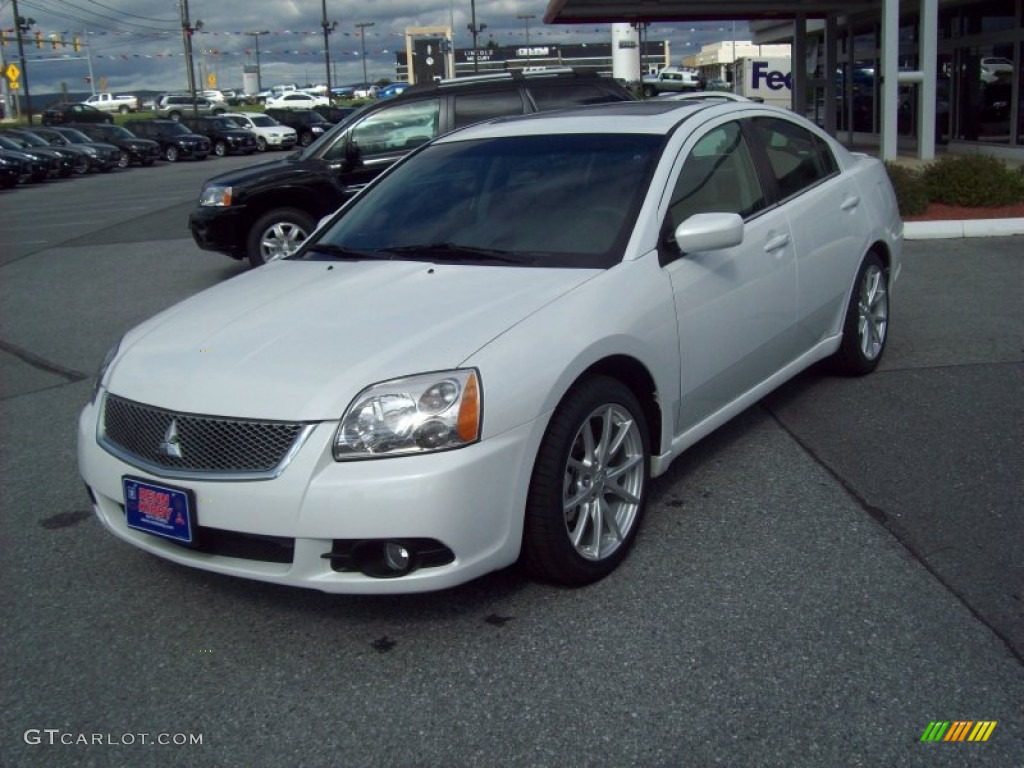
467;0;486;73
356;22;374;86
320;0;335;96
246;30;269;92
178;0;200;116
11;0;35;124
517;13;534;63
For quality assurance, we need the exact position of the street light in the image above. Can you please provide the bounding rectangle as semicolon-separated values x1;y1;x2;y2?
246;30;269;92
517;13;535;63
321;0;336;96
467;0;487;73
356;22;375;87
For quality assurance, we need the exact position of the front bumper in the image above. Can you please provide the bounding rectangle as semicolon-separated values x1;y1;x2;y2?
189;204;249;259
78;396;542;594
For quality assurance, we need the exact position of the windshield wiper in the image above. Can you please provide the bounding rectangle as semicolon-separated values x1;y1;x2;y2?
383;242;530;264
303;243;392;260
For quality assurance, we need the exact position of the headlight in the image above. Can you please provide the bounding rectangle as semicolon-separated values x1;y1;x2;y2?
81;146;99;157
91;337;122;404
333;370;481;460
199;184;232;207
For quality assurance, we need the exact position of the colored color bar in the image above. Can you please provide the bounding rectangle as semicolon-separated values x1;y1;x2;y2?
945;721;972;742
921;721;949;742
969;721;997;742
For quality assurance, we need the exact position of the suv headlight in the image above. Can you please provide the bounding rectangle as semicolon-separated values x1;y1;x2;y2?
199;184;232;206
333;370;481;460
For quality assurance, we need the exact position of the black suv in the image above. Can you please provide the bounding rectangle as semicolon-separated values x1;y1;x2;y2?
68;122;162;167
123;119;211;162
263;108;332;147
179;115;258;157
190;69;632;266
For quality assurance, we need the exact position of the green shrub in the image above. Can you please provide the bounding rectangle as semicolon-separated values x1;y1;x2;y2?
922;154;1024;207
885;162;930;216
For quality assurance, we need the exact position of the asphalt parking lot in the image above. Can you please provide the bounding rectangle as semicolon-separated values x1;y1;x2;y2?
0;158;1021;767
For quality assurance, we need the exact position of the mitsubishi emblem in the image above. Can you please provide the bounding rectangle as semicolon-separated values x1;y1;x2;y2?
159;419;183;459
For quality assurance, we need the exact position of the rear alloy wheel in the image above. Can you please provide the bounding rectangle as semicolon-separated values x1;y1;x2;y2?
246;208;316;267
830;251;889;376
523;376;649;585
164;145;180;162
214;140;228;157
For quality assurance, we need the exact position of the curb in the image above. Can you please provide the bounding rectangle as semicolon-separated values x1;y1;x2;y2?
903;217;1024;240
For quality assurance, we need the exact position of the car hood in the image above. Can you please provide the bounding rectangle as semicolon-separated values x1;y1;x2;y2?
107;259;596;421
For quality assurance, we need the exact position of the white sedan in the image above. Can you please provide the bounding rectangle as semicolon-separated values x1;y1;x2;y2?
263;91;330;109
78;100;902;594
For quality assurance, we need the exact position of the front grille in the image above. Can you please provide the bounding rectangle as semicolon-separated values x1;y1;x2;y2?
101;394;310;479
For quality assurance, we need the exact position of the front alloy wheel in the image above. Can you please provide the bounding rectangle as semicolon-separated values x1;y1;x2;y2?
117;151;130;169
523;376;649;585
214;141;228;157
164;145;180;162
831;251;889;375
246;208;315;267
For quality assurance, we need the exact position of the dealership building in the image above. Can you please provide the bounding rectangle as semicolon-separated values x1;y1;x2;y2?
543;0;1024;162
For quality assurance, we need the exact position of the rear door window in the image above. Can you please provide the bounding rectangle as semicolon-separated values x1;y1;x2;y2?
528;83;627;109
452;90;526;129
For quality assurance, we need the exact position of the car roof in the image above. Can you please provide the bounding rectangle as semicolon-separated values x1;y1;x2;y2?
435;100;788;141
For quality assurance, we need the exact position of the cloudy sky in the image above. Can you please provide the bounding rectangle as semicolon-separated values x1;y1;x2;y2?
3;0;746;96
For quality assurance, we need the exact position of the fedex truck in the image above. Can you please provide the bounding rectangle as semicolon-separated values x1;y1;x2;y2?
735;57;792;109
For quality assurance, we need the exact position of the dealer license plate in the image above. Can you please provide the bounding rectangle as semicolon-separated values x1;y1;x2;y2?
123;477;196;544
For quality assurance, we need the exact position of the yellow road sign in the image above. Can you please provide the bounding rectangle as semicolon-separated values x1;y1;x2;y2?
5;62;19;82
207;73;216;87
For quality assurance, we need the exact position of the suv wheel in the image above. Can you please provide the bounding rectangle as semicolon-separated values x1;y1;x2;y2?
117;151;130;169
300;132;313;147
246;209;315;268
168;111;182;121
255;136;268;152
214;140;228;157
164;145;180;162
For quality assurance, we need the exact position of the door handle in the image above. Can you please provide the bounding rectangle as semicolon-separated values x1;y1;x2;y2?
841;195;861;211
763;233;790;252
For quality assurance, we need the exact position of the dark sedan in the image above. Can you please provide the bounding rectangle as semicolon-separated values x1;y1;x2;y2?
30;126;121;172
0;152;22;188
68;123;161;168
0;132;79;177
40;102;113;126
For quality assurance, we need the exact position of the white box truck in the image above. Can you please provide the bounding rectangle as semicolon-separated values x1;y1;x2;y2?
735;57;792;109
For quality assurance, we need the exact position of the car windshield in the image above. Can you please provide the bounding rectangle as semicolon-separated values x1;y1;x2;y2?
250;116;279;127
208;118;238;130
4;133;39;147
165;123;193;135
303;133;663;269
105;126;135;139
56;128;93;143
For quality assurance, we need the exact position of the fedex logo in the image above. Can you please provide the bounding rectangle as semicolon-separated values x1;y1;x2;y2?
752;61;792;91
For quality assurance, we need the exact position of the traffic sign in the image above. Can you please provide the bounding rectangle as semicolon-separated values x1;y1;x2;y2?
5;63;19;82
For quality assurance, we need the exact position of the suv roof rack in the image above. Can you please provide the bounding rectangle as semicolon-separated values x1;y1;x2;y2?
404;67;604;94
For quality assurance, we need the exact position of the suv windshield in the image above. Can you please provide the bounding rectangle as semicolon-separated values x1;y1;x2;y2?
303;133;662;269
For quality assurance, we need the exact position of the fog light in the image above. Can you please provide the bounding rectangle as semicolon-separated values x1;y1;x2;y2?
384;542;411;573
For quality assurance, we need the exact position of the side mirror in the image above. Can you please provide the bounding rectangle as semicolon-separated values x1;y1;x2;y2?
674;212;744;253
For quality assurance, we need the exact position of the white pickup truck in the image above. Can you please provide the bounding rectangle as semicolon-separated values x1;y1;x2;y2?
82;93;140;114
641;67;705;97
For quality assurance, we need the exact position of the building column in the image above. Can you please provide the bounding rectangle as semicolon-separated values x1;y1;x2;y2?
880;0;900;159
917;0;938;159
824;14;838;135
792;13;807;114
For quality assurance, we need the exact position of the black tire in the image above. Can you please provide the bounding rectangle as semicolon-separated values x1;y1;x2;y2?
214;141;228;157
168;111;181;121
300;132;313;147
164;145;180;162
522;376;650;586
117;151;130;169
255;136;268;152
246;208;316;268
118;105;129;114
642;85;656;98
830;251;890;376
